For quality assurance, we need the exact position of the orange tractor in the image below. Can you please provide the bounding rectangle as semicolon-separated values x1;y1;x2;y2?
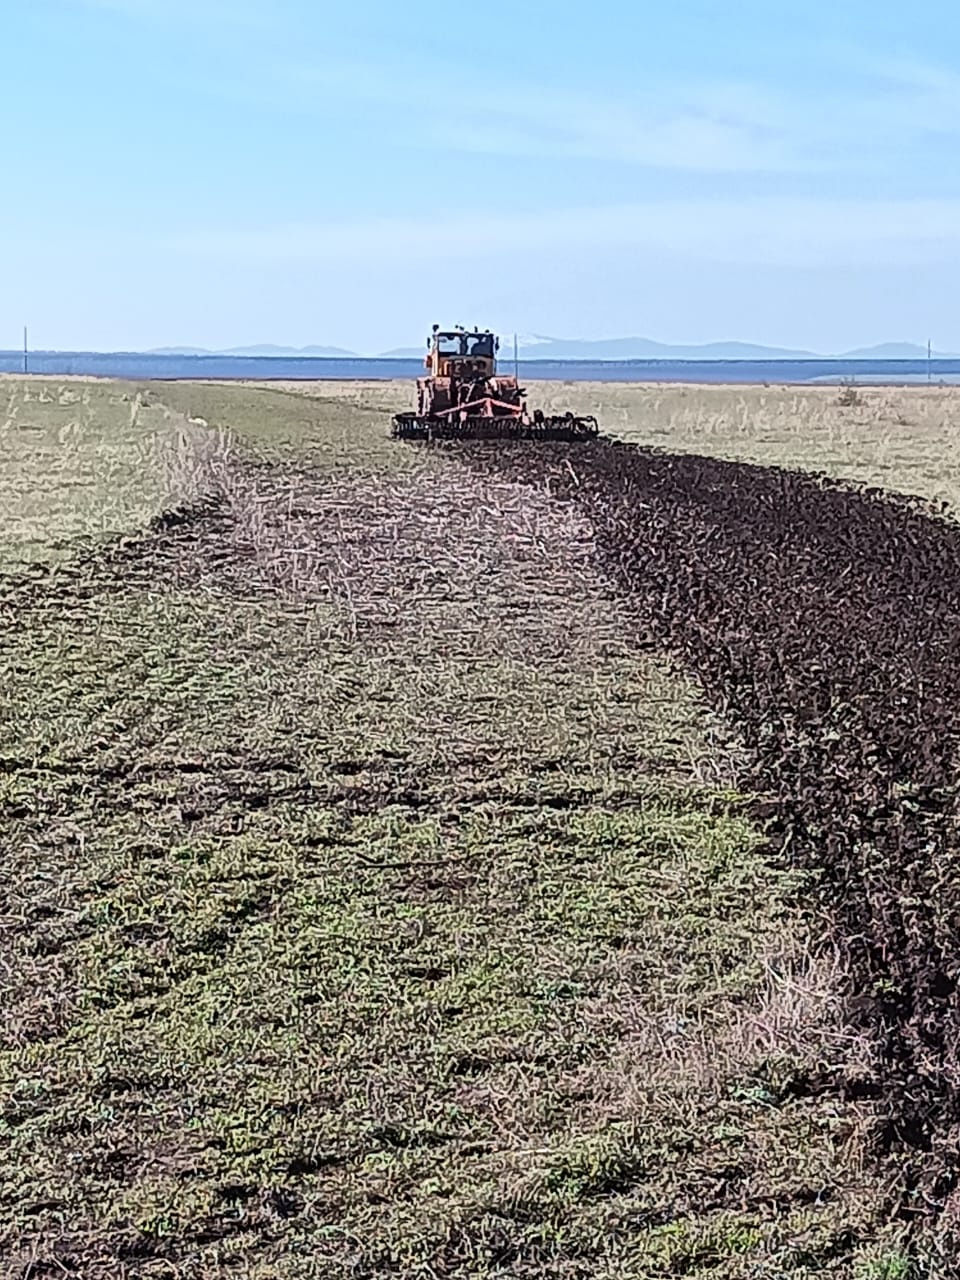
391;325;599;441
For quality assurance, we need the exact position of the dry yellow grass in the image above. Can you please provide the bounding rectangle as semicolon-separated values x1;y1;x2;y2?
0;380;233;569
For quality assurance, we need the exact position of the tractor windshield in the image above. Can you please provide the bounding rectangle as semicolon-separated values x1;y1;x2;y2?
465;333;495;358
434;332;497;358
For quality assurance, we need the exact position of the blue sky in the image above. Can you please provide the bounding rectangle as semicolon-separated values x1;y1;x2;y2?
5;0;960;352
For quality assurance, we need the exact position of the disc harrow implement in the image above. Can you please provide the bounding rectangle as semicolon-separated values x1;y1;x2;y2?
391;410;600;442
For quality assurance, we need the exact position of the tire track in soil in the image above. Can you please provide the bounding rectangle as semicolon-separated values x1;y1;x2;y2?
454;436;960;1231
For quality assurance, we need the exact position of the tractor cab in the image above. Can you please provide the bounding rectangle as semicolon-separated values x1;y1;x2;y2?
426;325;499;378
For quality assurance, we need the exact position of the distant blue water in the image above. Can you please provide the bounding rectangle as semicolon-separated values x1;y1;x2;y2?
3;350;960;385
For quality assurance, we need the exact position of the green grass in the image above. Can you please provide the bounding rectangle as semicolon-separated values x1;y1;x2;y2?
0;378;901;1276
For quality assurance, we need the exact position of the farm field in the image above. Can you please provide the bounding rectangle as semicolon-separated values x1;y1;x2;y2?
3;376;959;1278
263;378;960;513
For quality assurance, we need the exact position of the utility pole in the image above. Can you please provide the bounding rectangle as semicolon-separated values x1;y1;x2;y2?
23;326;28;375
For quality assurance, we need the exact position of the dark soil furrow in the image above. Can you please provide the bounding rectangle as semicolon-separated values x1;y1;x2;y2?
454;437;960;1224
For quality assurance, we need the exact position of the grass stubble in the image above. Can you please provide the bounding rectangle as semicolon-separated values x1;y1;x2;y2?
0;376;945;1277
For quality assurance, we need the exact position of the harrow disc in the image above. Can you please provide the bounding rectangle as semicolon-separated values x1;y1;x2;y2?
391;412;599;443
391;413;423;439
533;414;600;441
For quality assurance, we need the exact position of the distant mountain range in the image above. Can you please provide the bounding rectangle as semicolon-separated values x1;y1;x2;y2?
497;336;960;361
148;343;357;358
147;338;960;361
834;342;955;360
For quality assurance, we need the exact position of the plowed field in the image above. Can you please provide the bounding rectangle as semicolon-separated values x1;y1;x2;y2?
459;440;960;1206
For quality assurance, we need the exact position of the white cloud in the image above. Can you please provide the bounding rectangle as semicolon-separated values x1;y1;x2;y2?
165;198;960;269
269;58;801;174
65;7;960;178
58;5;865;176
424;95;790;173
414;64;960;173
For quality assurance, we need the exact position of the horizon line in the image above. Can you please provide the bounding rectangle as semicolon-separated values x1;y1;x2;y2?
1;347;954;365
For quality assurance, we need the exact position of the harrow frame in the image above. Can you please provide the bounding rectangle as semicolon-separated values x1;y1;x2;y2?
392;409;600;443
